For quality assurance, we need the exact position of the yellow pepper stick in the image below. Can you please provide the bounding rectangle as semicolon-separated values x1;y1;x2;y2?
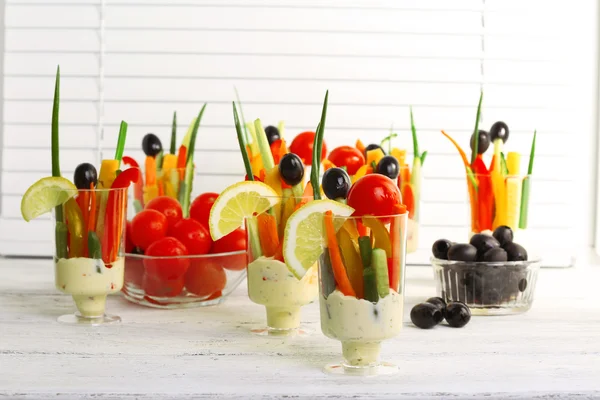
361;217;392;258
95;159;119;236
338;228;364;298
491;140;507;228
505;152;522;229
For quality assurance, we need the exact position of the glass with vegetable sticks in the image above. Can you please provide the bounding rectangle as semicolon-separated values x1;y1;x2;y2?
318;210;408;375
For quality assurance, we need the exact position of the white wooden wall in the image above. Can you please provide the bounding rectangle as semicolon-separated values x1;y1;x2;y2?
0;0;593;266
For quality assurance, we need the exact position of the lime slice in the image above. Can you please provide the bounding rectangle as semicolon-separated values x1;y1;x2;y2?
283;199;354;279
209;181;281;240
21;177;78;222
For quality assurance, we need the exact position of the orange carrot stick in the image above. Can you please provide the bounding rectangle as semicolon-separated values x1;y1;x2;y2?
324;211;356;297
177;145;187;180
257;213;280;257
157;180;164;196
145;156;156;186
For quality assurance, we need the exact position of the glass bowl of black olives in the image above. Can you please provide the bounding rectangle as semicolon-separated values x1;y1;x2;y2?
430;226;541;315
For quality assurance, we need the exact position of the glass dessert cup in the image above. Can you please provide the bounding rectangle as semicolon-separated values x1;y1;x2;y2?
467;173;532;242
318;212;408;375
122;250;247;308
52;187;128;325
245;213;318;337
431;257;541;315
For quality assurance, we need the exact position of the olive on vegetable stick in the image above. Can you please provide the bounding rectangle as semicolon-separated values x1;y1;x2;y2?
51;66;68;259
490;121;510;227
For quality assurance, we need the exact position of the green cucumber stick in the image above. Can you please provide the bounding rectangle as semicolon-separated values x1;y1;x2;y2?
371;248;389;298
170;111;177;155
114;120;128;168
519;130;537;229
234;87;251;147
277;121;285;138
254;119;275;170
246;216;263;260
311;90;329;200
233;102;253;181
51;66;68;258
470;91;484;166
363;267;379;303
320;248;336;299
181;104;207;217
87;231;102;260
358;236;372;269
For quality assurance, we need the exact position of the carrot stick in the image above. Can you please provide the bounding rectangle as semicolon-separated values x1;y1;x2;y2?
324;211;356;297
145;156;156;186
257;213;280;257
88;183;96;233
157;180;164;196
177;145;187;180
357;220;369;237
294;182;313;210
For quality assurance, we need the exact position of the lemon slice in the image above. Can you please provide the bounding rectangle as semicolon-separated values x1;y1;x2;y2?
209;181;281;240
21;176;78;222
283;199;354;279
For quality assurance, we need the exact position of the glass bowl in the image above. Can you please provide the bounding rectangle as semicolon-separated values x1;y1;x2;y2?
122;250;247;308
431;256;541;315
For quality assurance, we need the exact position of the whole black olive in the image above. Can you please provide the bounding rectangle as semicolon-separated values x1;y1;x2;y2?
322;167;351;200
73;163;98;190
503;242;528;261
469;233;501;260
492;225;514;247
426;297;447;321
469;130;491;154
264;125;280;145
375;155;400;180
489;121;509;143
445;302;471;328
142;133;163;157
411;303;443;329
432;239;452;260
482;247;508;262
447;243;478;262
278;153;305;186
364;143;385;156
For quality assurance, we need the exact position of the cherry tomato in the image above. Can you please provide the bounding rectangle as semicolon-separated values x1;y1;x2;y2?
289;131;327;166
189;192;218;228
327;146;365;175
144;237;190;281
171;218;212;255
125;220;135;254
143;274;185;298
145;196;183;231
130;209;168;250
347;174;402;223
211;227;247;271
184;260;227;298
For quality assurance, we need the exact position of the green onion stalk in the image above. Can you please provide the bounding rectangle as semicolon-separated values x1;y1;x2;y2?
51;66;68;259
409;106;426;221
234;87;251;150
311;90;329;200
181;104;207;218
170;111;177;155
114;120;128;169
519;130;537;229
470;91;484;166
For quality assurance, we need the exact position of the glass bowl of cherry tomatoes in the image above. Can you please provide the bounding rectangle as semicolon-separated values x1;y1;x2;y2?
122;193;248;308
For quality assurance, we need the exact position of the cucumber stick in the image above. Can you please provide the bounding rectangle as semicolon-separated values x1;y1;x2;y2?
319;248;336;299
519;177;531;229
358;236;372;269
410;157;421;220
371;248;389;298
363;267;379;303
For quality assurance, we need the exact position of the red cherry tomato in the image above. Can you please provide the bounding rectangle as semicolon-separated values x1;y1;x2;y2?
144;237;190;281
171;218;212;255
130;209;168;250
189;192;218;228
289;131;327;166
125;220;135;253
327;146;366;175
143;274;185;298
145;196;183;231
211;227;247;271
347;174;402;223
184;260;227;298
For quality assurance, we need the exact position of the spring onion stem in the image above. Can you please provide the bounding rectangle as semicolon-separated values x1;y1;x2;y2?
233;102;253;180
170;111;177;154
527;130;537;174
311;90;329;200
114;120;128;167
470;91;484;166
234;87;251;148
52;66;61;179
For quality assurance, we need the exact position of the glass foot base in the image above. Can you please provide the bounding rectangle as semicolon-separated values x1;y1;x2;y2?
57;312;121;326
250;326;312;337
324;361;398;376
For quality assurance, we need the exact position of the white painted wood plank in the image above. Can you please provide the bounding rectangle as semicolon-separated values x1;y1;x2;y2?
0;259;599;398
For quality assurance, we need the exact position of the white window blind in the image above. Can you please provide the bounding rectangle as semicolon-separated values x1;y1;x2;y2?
0;0;590;267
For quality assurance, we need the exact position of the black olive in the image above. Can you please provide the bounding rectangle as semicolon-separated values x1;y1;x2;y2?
447;243;478;262
492;225;514;247
469;233;500;260
426;297;447;321
365;143;386;156
410;303;443;329
142;133;163;157
503;242;528;261
278;153;305;186
445;302;471;328
518;278;528;292
482;247;508;262
375;155;400;180
322;167;351;200
469;130;491;154
73;163;98;190
432;239;452;259
264;125;280;145
489;121;509;143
